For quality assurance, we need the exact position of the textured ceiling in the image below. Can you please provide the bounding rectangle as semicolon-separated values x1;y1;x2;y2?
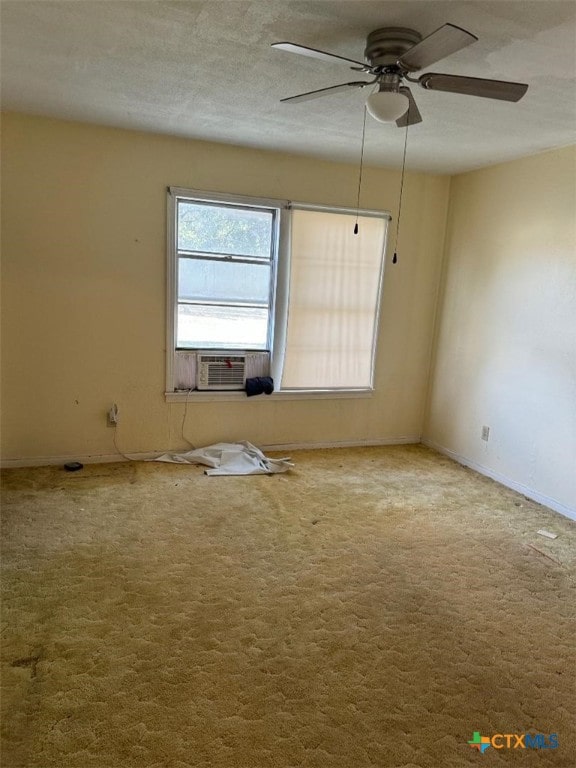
1;0;575;173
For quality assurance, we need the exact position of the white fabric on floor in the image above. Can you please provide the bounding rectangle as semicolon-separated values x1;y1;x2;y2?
153;441;293;475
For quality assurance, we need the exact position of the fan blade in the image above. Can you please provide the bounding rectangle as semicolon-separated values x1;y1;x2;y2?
398;23;477;72
272;42;368;70
396;87;423;126
419;72;528;102
280;81;370;103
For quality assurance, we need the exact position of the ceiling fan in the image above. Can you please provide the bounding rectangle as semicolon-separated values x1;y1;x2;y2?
272;23;528;125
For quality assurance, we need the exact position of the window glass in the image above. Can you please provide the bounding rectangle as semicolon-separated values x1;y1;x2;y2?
177;201;273;258
177;305;269;350
175;197;276;351
178;259;271;304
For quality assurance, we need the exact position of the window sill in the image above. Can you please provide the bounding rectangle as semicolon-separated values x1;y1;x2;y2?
165;389;374;403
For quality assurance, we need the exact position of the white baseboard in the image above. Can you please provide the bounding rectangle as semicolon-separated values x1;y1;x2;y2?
262;436;420;452
0;450;161;468
422;438;576;522
1;436;420;469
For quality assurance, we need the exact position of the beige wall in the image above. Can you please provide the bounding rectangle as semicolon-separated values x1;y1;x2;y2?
1;112;449;463
424;146;576;515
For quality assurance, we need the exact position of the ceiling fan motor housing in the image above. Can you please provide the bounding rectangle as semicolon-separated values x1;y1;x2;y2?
375;73;403;93
364;27;422;69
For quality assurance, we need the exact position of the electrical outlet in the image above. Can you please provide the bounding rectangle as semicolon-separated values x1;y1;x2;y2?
481;425;490;441
107;404;119;427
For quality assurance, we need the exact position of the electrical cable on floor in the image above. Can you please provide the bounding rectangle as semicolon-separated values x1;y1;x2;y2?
111;388;196;462
181;388;196;449
112;423;140;462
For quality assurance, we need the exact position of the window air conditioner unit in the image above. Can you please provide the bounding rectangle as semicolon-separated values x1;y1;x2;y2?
196;352;248;391
194;351;270;391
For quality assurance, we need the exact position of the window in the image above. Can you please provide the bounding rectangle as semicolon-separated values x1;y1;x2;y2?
175;197;278;350
167;189;389;395
282;207;388;389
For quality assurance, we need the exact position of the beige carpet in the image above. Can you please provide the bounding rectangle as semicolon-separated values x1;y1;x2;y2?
1;445;575;767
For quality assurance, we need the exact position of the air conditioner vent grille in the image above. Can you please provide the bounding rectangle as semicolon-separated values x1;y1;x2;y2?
207;365;245;386
197;352;247;390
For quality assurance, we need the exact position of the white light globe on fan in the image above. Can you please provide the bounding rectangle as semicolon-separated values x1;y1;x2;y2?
366;90;409;123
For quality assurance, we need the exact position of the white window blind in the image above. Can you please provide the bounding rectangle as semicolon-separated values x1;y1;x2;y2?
281;208;387;390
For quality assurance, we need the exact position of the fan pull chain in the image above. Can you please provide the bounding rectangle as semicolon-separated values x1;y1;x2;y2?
353;106;368;235
393;119;410;264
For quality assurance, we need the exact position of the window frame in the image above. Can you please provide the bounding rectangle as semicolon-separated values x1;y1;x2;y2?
166;188;390;398
166;187;288;393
